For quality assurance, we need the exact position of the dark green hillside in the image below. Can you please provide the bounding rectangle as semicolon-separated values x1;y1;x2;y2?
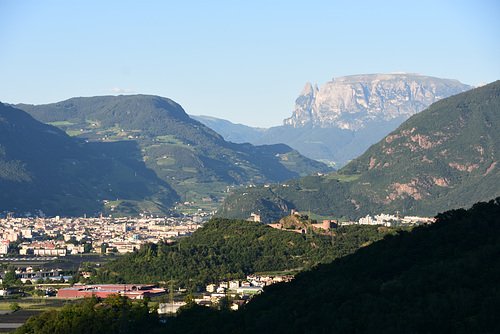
0;102;177;217
19;199;499;334
16;95;332;214
217;81;500;221
164;198;500;334
217;175;358;222
92;218;403;288
17;95;194;136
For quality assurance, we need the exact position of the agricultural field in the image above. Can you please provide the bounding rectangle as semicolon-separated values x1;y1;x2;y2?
0;298;75;333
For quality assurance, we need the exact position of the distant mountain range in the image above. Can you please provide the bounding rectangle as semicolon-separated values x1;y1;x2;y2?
1;96;331;217
194;73;472;167
191;115;267;143
217;80;500;222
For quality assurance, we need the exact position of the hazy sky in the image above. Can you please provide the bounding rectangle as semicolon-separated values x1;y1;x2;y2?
1;0;499;127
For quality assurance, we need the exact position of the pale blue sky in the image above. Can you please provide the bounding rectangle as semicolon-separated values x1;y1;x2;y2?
1;0;499;127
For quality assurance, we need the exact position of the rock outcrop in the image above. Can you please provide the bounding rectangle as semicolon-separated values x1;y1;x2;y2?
284;73;471;130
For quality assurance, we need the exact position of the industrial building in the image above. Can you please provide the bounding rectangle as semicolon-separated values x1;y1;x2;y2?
57;284;165;299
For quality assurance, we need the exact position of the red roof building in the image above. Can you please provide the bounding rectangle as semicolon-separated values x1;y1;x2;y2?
57;284;165;299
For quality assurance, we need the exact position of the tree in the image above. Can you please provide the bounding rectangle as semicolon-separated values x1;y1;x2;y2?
184;294;196;307
9;302;21;311
83;243;92;253
33;289;45;297
103;294;132;308
3;270;17;288
68;273;81;287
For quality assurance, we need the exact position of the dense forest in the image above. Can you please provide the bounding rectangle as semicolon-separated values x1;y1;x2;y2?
90;218;404;289
13;198;500;333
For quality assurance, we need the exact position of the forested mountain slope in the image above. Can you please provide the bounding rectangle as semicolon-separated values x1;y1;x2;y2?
342;79;500;215
0;102;176;216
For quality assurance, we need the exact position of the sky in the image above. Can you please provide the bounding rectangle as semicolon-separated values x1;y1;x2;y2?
1;0;499;128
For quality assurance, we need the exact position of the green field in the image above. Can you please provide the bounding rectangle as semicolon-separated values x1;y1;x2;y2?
65;130;82;136
47;121;75;126
327;173;360;182
0;298;71;311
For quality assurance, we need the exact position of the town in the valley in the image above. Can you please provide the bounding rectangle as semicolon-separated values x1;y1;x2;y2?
0;210;433;312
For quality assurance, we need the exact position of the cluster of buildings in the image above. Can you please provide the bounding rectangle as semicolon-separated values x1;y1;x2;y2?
0;213;210;256
212;274;293;292
1;208;433;257
0;266;65;284
342;213;435;226
256;209;434;233
201;275;294;305
159;274;295;313
18;241;83;256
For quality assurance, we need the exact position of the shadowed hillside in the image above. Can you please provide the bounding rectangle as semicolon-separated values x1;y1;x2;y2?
167;198;500;333
0;102;177;217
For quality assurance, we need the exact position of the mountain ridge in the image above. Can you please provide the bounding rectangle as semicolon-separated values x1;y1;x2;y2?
191;115;267;143
284;73;471;130
8;95;332;216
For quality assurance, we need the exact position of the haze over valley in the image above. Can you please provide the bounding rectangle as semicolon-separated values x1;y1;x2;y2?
195;73;473;167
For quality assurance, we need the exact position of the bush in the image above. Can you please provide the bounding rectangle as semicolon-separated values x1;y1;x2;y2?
9;302;21;311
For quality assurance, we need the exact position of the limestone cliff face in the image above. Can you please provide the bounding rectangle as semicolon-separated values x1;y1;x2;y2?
284;73;471;130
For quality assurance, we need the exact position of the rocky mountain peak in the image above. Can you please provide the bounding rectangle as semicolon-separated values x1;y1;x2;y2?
284;73;471;130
